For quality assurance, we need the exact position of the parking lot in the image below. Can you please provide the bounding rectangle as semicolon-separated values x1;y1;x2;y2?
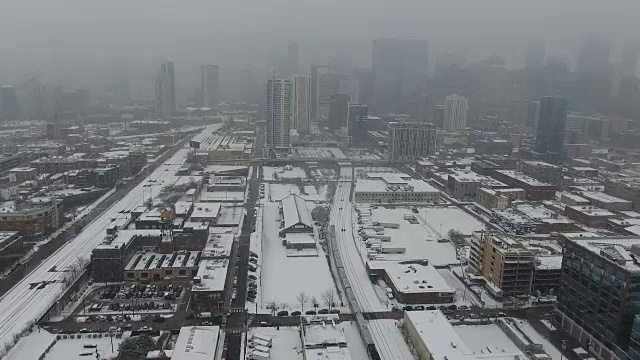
74;282;188;323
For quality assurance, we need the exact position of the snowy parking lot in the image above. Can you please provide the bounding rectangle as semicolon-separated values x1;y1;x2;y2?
259;202;338;312
356;206;485;266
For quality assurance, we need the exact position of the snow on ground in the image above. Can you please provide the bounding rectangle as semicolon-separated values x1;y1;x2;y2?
437;268;480;306
368;320;414;360
247;206;264;313
510;319;563;360
5;327;56;360
363;206;461;266
301;185;329;202
454;324;523;355
248;327;303;360
260;202;338;311
268;183;300;201
263;166;307;181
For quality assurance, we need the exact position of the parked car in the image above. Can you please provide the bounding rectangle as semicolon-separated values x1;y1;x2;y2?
305;310;317;315
329;309;341;314
277;311;289;317
318;309;329;314
290;311;301;316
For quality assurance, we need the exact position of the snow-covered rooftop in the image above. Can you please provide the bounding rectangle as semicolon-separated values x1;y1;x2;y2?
368;260;455;295
190;202;221;220
172;326;220;360
580;191;632;204
282;194;313;231
192;258;228;292
536;255;563;270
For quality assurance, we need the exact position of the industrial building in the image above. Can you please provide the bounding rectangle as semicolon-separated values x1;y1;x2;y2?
491;170;557;201
367;260;455;304
354;172;440;203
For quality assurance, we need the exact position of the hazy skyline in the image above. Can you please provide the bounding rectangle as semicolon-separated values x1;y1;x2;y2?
1;0;639;89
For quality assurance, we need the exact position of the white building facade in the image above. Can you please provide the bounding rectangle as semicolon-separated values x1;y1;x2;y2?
444;94;468;131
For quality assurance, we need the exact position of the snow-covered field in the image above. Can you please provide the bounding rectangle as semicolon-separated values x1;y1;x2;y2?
260;202;338;311
263;166;307;181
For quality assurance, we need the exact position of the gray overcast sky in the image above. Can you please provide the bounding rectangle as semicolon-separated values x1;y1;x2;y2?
1;0;639;86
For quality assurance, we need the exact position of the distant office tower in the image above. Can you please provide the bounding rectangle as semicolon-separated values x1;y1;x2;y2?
621;46;638;77
354;68;374;107
310;65;326;121
434;50;467;74
292;75;311;134
387;122;437;161
317;70;340;122
287;41;299;76
443;94;468;131
577;34;611;74
18;78;44;120
266;74;292;148
155;61;176;120
0;85;20;120
328;94;349;131
409;94;434;123
526;100;541;130
338;77;359;104
347;103;368;144
533;96;568;163
433;105;445;128
372;38;429;114
525;41;546;68
200;65;219;110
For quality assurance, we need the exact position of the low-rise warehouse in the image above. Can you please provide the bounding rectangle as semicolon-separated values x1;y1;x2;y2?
355;172;440;203
367;260;455;304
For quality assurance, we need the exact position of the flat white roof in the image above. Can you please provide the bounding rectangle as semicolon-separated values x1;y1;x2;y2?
190;202;221;220
405;311;475;360
580;191;632;204
494;170;553;187
536;256;563;270
568;236;640;272
285;232;316;245
172;326;220;360
192;258;228;292
368;260;455;294
567;205;616;217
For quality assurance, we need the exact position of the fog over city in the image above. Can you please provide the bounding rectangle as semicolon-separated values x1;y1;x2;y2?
1;0;640;91
2;1;640;360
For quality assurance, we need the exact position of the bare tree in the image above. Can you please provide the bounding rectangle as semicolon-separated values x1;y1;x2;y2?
311;296;319;309
296;291;309;312
321;289;336;310
280;302;289;311
266;300;278;316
